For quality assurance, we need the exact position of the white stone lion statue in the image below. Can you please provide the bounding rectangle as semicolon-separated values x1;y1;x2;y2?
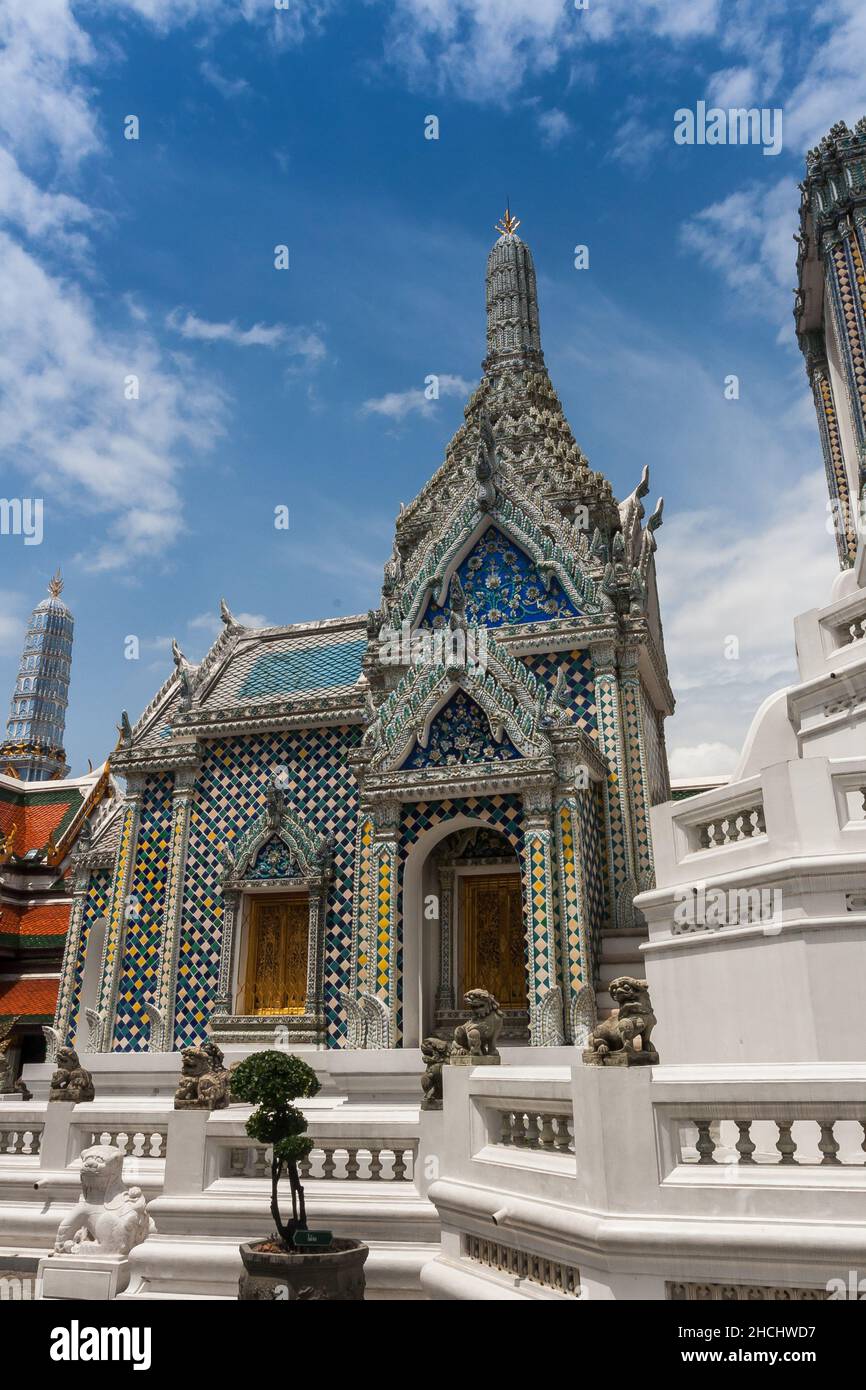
53;1143;155;1258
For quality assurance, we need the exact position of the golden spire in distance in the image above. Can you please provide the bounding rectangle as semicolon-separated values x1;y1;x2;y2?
48;569;64;598
495;205;521;236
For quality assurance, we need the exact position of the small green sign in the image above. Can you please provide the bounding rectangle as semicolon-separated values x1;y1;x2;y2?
293;1230;333;1249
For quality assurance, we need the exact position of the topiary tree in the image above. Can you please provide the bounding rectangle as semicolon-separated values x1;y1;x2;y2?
231;1050;321;1249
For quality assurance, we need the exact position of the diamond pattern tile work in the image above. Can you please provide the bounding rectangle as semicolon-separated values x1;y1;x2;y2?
525;833;555;1018
66;870;111;1047
376;852;393;991
205;626;367;709
352;817;374;993
556;803;584;1000
577;783;609;971
593;674;631;903
174;726;361;1049
239;640;366;701
621;679;654;884
97;803;137;1029
112;776;173;1051
523;650;597;738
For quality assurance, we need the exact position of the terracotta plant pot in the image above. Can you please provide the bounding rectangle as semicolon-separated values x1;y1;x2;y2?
238;1238;368;1301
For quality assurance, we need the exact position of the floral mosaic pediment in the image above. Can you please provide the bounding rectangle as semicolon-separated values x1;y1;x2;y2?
419;525;580;629
384;490;606;631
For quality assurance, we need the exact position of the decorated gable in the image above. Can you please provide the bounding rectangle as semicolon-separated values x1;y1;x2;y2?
402;689;522;769
248;836;302;880
420;525;580;629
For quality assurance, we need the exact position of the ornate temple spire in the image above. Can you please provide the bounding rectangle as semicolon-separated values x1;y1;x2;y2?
484;205;544;372
0;573;73;781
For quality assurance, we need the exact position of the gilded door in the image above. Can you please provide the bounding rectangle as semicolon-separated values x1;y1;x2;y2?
246;897;309;1015
460;873;526;1008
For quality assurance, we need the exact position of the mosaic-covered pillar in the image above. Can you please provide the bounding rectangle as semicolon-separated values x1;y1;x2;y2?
554;796;590;1040
149;766;197;1050
303;879;327;1019
212;888;239;1019
345;799;398;1047
618;643;654;889
826;220;866;468
803;332;858;566
435;865;455;1014
521;787;563;1046
93;778;145;1051
51;851;94;1053
589;638;636;921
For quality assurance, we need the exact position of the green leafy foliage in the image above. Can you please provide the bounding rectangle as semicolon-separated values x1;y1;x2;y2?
230;1050;321;1245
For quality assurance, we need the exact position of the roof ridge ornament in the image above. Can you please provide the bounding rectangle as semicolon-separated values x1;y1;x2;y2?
495;206;521;236
48;568;64;598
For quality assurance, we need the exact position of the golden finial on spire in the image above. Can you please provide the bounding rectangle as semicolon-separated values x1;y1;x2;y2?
48;569;63;598
495;205;521;236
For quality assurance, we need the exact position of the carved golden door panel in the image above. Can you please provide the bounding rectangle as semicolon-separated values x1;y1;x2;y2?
461;873;526;1009
246;897;309;1015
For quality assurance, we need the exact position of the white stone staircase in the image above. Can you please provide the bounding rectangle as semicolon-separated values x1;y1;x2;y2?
595;925;648;1018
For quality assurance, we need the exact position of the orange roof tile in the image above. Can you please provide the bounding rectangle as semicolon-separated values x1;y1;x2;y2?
0;903;70;938
0;976;58;1019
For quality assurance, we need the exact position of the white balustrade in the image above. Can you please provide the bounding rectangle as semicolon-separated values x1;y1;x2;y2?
0;1124;42;1156
494;1107;574;1154
224;1139;415;1182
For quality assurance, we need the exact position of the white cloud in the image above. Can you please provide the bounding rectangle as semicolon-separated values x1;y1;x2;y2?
0;589;26;657
199;60;249;99
0;146;93;247
668;741;739;778
384;0;576;102
610;111;665;172
536;107;573;146
0;0;98;168
783;0;866;151
361;373;474;421
167;310;327;365
0;232;225;572
679;177;799;329
659;470;837;769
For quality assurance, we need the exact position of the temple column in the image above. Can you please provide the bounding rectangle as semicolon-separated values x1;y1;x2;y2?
590;638;637;922
50;849;93;1054
344;798;399;1047
520;786;564;1046
148;766;197;1051
617;642;654;889
303;879;327;1020
553;795;590;1042
435;865;456;1015
93;776;145;1051
212;888;240;1019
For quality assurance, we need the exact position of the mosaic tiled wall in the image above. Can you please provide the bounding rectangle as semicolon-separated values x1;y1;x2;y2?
112;776;173;1051
65;870;111;1047
174;726;361;1049
523;650;597;739
420;526;580;628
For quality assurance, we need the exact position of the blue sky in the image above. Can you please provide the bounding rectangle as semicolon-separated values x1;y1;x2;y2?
1;0;864;778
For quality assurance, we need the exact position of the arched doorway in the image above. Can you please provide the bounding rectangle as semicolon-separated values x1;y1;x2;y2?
403;819;530;1046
